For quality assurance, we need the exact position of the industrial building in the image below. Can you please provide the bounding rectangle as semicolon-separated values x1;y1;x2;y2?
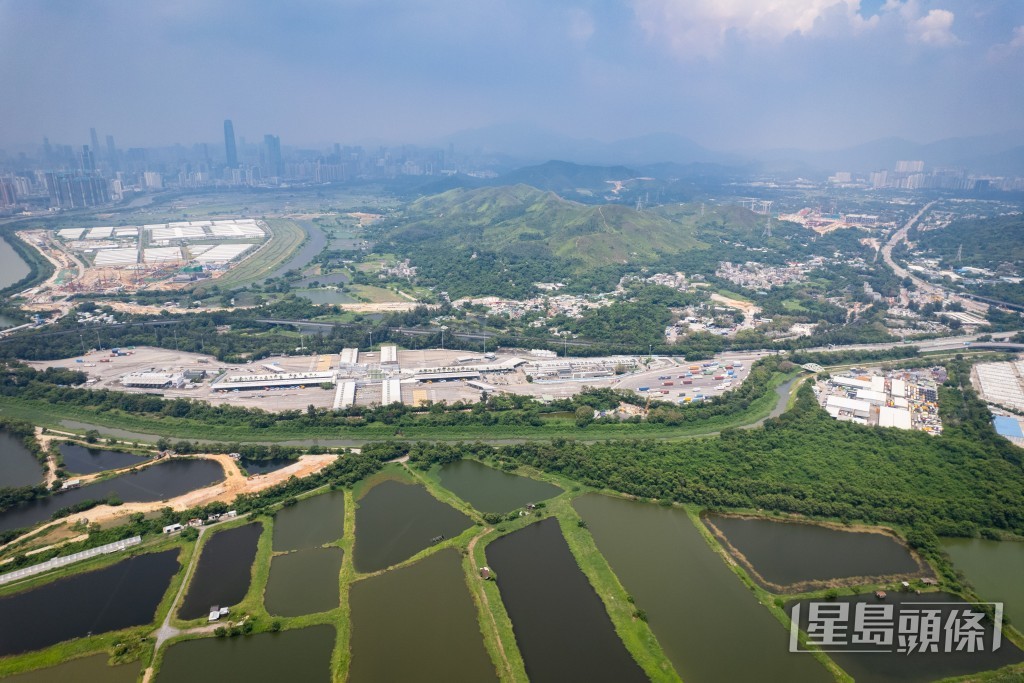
212;371;337;392
825;395;871;422
339;348;359;366
121;372;186;389
382;378;403;405
380;345;399;365
334;381;356;409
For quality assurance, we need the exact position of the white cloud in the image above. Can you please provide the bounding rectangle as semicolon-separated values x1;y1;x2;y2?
988;24;1024;61
882;0;959;46
631;0;877;58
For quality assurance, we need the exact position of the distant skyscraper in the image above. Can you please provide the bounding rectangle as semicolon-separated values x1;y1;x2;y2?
224;119;238;168
105;135;119;171
90;128;100;159
42;137;52;164
263;134;283;177
81;145;96;173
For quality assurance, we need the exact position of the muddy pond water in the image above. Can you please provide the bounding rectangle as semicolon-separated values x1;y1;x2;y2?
157;624;335;683
348;548;497;682
943;537;1024;627
704;512;923;590
239;458;294;475
0;429;43;489
58;443;150;475
353;480;472;573
264;547;343;617
788;591;1024;683
271;489;345;552
575;494;831;683
437;459;561;513
178;523;262;620
0;549;179;657
485;516;647;683
0;459;225;532
0;653;139;682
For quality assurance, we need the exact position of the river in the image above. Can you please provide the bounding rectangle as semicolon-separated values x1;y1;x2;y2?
0;236;30;290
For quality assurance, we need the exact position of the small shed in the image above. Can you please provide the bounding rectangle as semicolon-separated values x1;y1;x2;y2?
921;577;938;586
163;523;183;534
479;566;492;580
208;606;221;622
875;590;887;600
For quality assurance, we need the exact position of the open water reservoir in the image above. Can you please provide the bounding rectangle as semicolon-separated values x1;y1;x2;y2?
0;237;30;290
157;624;335;683
0;429;43;489
575;494;831;683
943;537;1024;627
0;459;225;532
348;548;497;682
178;522;262;620
264;547;342;617
788;592;1024;683
353;480;472;573
704;512;923;590
271;489;344;552
58;443;150;475
485;517;647;683
0;549;179;656
0;653;139;682
438;459;561;513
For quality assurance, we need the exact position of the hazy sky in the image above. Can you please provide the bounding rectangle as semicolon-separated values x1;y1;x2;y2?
1;0;1022;151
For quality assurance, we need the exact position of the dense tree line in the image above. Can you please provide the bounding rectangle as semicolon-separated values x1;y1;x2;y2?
400;366;1024;537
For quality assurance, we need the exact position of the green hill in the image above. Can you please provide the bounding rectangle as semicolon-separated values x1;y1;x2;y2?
913;215;1024;270
372;185;714;297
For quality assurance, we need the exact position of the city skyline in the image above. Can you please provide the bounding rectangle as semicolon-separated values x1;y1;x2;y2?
1;1;1023;153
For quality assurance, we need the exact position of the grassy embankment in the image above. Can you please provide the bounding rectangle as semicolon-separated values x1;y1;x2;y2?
0;370;801;445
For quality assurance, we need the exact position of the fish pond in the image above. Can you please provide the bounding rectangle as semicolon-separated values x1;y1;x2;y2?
437;459;561;513
486;517;647;683
0;237;30;290
0;459;225;533
296;288;357;305
943;537;1024;627
348;548;497;682
575;494;831;683
264;547;343;617
704;512;925;591
0;653;139;683
157;624;335;683
271;489;345;552
353;480;472;573
58;443;150;475
788;592;1024;683
0;429;43;489
178;523;262;620
0;549;179;657
239;458;294;475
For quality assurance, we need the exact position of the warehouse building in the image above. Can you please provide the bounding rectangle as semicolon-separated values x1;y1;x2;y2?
121;372;187;389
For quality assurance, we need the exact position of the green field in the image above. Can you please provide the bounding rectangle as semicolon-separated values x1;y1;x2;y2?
210;219;306;289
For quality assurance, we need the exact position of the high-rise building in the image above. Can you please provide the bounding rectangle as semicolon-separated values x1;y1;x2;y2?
105;135;119;171
263;134;282;177
0;178;17;208
224;119;238;168
81;145;96;173
895;160;924;173
45;172;109;209
90;128;101;159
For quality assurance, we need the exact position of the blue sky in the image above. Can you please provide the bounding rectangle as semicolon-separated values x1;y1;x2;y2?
1;0;1021;151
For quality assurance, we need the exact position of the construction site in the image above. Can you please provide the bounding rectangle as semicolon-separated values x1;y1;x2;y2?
26;345;762;412
14;219;268;305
